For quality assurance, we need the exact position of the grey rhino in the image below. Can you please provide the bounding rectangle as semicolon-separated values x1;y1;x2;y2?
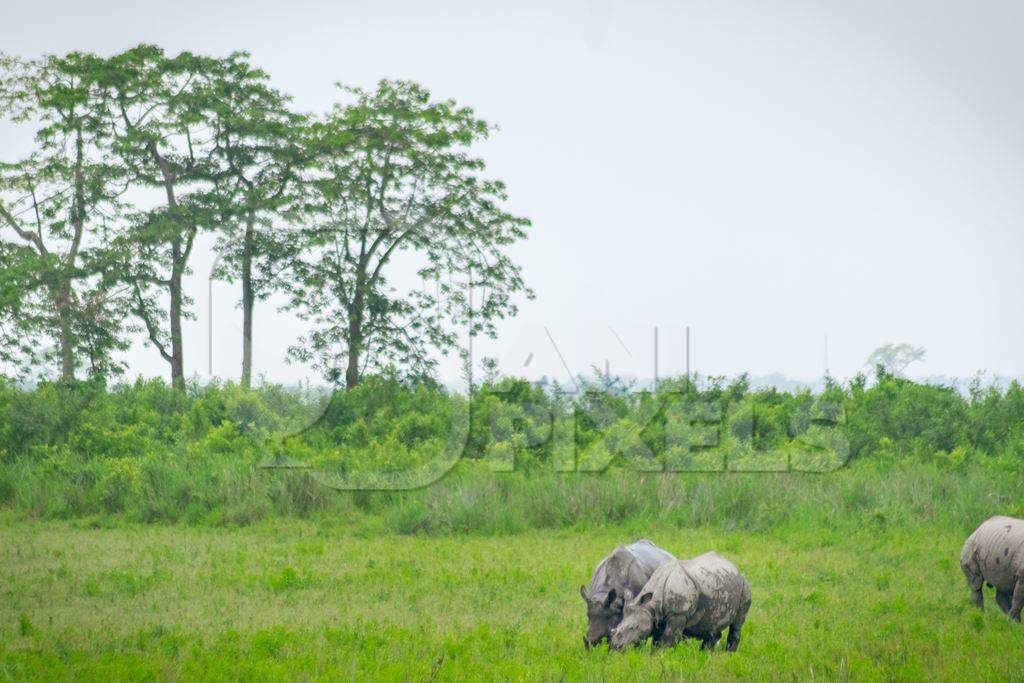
580;539;675;648
961;515;1024;621
610;551;751;652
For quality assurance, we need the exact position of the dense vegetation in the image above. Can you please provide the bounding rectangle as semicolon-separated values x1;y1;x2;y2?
1;369;1020;529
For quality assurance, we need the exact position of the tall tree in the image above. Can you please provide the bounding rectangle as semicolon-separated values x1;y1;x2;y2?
287;80;531;389
206;53;308;388
0;52;132;381
97;45;222;390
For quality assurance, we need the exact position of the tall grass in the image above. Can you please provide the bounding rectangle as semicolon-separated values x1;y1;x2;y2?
3;455;1019;537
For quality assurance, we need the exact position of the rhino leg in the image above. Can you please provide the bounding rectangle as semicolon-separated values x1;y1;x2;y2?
726;598;751;652
654;616;688;648
1010;578;1024;622
726;624;744;652
995;589;1012;615
700;632;721;651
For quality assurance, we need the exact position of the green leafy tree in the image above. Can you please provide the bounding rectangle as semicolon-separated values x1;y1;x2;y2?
286;80;531;389
0;52;132;381
96;46;224;390
206;53;309;388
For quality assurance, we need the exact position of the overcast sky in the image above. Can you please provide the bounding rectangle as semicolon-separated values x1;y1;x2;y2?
2;0;1022;387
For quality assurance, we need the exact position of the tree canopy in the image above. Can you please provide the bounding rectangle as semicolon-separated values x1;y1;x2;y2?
285;80;532;388
0;48;531;389
0;51;132;381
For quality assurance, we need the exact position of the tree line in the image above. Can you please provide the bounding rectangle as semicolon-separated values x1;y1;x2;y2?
0;46;530;390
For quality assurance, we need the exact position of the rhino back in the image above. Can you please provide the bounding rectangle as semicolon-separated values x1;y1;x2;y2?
590;541;676;596
652;562;700;617
625;540;676;577
673;553;750;634
590;548;648;595
967;516;1024;591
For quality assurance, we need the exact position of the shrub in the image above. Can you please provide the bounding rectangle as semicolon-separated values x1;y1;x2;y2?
0;372;1020;528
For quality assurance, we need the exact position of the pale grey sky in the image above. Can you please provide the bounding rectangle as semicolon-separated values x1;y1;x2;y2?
2;0;1022;386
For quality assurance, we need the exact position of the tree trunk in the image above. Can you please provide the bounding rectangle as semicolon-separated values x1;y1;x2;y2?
156;156;186;392
345;286;364;390
240;213;255;389
344;343;360;390
169;247;185;391
57;126;85;383
55;279;75;383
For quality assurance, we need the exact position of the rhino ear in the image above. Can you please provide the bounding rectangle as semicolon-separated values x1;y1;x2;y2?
603;589;617;608
638;592;654;606
580;585;589;601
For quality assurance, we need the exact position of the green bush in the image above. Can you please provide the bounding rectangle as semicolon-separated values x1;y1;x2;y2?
0;370;1020;528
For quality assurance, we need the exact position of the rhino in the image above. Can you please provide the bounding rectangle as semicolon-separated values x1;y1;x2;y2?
961;515;1024;621
580;539;676;648
610;551;751;652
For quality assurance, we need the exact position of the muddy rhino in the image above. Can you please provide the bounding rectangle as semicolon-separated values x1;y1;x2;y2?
610;551;751;652
961;515;1024;621
580;539;675;648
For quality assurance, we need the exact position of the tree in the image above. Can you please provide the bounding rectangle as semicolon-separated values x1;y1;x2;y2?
206;53;308;388
96;46;223;390
0;243;39;375
866;343;927;377
287;80;531;389
0;52;132;381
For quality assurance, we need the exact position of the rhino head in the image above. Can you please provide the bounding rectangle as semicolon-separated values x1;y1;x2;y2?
580;586;630;648
610;590;654;650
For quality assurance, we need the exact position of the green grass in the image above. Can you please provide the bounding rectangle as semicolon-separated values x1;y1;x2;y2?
1;508;1022;681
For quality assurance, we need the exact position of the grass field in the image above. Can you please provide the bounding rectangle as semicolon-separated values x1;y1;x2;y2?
2;507;1022;681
